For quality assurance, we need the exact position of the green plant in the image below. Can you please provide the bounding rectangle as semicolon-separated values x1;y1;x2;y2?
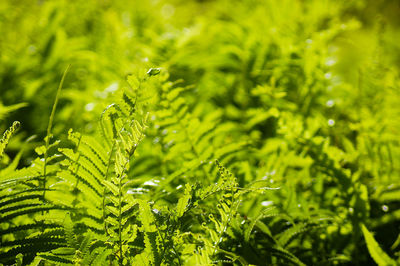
1;0;400;265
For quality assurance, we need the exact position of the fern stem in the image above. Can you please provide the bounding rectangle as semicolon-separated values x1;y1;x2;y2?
43;64;70;200
72;133;82;191
103;141;116;235
118;171;123;266
172;244;182;266
116;148;135;266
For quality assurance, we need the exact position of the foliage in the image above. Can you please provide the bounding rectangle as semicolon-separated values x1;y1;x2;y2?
1;0;400;265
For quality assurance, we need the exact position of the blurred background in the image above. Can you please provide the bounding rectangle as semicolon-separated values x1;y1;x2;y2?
1;0;399;143
1;0;399;142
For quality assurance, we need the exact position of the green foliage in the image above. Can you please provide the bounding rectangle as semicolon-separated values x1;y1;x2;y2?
1;0;400;265
361;224;397;266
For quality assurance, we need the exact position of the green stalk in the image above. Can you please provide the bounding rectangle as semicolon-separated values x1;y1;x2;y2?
118;171;123;266
43;65;71;199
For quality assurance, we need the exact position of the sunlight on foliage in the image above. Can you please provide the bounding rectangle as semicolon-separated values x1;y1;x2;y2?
1;0;400;265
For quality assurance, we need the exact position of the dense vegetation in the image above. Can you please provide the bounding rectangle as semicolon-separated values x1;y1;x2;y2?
1;0;400;265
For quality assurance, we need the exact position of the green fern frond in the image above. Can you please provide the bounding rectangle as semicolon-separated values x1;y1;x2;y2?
176;184;192;219
268;246;306;266
0;203;67;223
361;224;396;266
63;212;78;249
1;243;66;265
60;147;103;188
0;222;60;237
277;222;316;247
0;121;20;161
0;228;66;264
154;83;246;186
35;253;73;265
244;206;278;242
0;192;44;209
90;248;113;266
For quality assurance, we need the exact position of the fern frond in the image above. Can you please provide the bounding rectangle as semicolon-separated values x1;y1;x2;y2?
176;184;192;219
0;121;20;161
1;237;65;248
35;253;73;265
361;224;396;266
0;204;67;223
244;206;278;242
0;243;65;265
0;192;43;209
90;248;112;266
277;222;315;247
57;170;101;202
0;222;61;237
60;149;103;193
268;246;306;266
63;212;78;249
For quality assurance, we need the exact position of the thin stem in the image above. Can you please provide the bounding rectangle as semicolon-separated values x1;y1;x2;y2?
43;64;71;200
103;141;116;235
118;171;123;266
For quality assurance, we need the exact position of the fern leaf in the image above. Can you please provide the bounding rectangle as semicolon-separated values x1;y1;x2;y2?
59;148;103;194
102;180;119;196
0;121;20;160
277;222;316;247
76;218;104;234
361;224;396;266
176;184;192;218
78;134;109;167
0;204;65;223
57;170;101;202
36;253;73;265
0;188;45;201
0;243;65;265
0;193;43;209
78;231;93;259
91;248;112;266
0;223;61;237
137;199;157;232
132;251;150;266
63;212;78;249
268;246;306;266
49;247;75;256
244;206;278;242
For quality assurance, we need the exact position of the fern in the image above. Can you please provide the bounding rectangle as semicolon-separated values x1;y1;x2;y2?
0;70;162;265
1;51;398;266
2;1;400;265
42;65;70;200
39;70;161;265
361;224;397;266
0;121;20;161
152;79;249;189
